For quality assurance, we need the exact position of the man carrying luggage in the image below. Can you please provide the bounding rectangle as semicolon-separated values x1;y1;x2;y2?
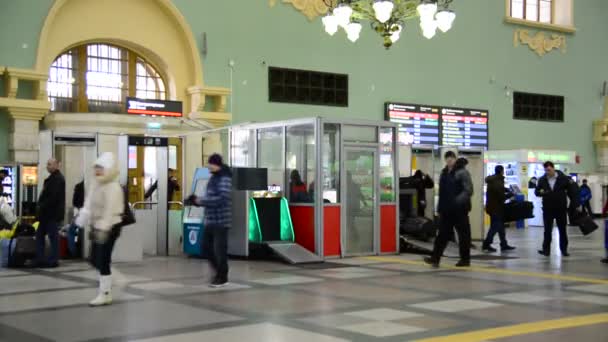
424;152;473;268
535;161;579;257
482;165;516;252
36;158;66;268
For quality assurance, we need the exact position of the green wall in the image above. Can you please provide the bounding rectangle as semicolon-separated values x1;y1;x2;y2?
1;0;607;171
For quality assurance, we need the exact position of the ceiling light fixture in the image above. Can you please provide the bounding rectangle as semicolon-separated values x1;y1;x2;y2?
321;0;456;49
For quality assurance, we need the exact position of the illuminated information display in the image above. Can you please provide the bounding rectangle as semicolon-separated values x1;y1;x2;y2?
440;107;489;148
385;103;440;145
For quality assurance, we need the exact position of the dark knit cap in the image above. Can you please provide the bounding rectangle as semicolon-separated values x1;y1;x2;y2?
208;153;224;166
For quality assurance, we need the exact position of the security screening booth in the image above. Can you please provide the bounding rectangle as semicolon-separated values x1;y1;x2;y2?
199;118;400;263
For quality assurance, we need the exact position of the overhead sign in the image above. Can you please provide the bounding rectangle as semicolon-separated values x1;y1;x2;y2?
126;97;183;117
440;106;489;148
385;103;440;145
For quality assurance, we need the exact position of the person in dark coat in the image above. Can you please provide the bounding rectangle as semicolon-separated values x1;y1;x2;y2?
535;161;579;257
188;154;232;287
36;158;66;268
482;165;515;252
412;170;434;218
424;152;473;268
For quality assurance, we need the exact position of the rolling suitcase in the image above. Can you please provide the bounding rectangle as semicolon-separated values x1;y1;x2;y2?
504;201;534;222
576;215;599;236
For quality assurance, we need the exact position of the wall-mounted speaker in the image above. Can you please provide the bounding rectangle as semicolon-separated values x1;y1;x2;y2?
602;81;607;97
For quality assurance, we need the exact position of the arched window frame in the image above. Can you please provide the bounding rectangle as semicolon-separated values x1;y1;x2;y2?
47;43;168;113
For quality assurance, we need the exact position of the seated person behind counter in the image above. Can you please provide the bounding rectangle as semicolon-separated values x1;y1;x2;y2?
289;170;310;203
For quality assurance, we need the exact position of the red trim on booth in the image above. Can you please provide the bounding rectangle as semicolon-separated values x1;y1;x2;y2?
289;206;315;253
323;205;341;257
380;204;397;253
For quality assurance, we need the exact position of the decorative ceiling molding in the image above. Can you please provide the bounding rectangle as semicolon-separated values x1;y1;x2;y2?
269;0;330;21
513;29;566;57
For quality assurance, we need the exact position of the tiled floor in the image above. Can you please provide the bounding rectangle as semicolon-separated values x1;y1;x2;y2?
0;226;606;341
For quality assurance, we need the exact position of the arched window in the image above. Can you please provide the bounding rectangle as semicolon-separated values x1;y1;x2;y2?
47;43;167;113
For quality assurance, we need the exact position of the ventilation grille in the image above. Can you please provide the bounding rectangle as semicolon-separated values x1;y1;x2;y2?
269;67;348;107
513;92;564;122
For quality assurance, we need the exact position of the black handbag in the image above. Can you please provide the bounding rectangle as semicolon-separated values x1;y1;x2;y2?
120;186;136;227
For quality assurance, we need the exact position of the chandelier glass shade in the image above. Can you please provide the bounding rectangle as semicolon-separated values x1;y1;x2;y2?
321;0;456;49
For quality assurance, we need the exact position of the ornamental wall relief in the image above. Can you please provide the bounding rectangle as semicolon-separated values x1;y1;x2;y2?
513;29;566;57
269;0;330;21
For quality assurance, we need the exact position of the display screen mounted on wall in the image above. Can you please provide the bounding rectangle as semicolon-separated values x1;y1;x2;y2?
126;97;183;117
385;103;440;145
440;106;489;148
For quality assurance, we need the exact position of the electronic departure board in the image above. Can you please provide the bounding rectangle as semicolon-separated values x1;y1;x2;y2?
440;107;489;148
385;103;440;145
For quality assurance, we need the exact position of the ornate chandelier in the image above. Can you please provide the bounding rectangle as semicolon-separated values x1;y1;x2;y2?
321;0;456;49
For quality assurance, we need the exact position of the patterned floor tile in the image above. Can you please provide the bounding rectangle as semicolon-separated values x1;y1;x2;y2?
65;269;151;283
298;313;369;328
485;292;553;304
0;287;142;313
394;316;465;330
410;299;502;313
250;275;323;286
344;308;423;320
566;294;608;306
460;304;571;324
0;275;85;295
566;284;608;295
131;323;349;342
339;321;426;337
0;300;241;342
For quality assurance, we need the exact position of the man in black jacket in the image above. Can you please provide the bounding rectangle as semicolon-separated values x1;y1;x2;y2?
424;152;473;268
36;158;66;268
535;161;579;257
482;165;515;252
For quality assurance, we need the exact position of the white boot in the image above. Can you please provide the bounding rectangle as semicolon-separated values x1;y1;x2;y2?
89;275;113;306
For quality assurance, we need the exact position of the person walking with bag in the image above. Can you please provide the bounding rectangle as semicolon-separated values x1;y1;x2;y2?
482;165;516;252
188;154;232;287
36;158;66;268
76;153;125;306
424;152;473;268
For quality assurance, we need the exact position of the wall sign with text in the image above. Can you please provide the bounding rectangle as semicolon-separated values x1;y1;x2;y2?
385;103;440;145
126;97;183;117
385;102;489;148
440;106;488;148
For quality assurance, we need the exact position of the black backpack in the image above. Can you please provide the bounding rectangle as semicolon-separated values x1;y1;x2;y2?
13;223;35;237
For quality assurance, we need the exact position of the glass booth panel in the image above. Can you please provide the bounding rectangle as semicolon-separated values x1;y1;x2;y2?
231;128;255;167
343;125;377;143
286;124;315;203
258;127;284;193
322;123;340;203
379;127;396;202
344;149;376;255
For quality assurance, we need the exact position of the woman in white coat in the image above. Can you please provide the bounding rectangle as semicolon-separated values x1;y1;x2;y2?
76;152;124;306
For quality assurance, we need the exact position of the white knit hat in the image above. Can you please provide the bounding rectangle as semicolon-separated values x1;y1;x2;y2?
94;152;116;170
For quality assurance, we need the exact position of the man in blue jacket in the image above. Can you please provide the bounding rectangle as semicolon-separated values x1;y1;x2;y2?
579;179;592;216
189;154;232;287
424;151;473;268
